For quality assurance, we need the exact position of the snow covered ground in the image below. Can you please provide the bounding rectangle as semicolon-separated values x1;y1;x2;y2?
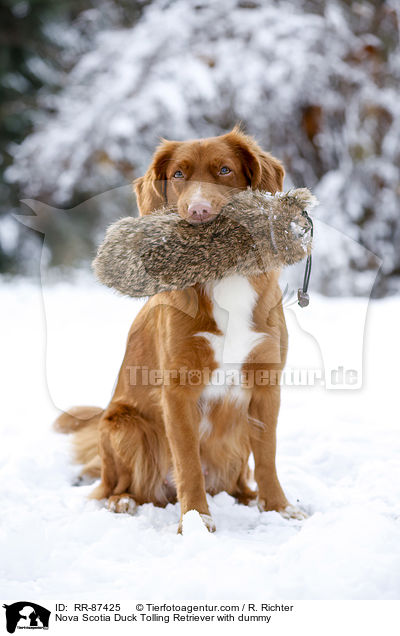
1;276;400;600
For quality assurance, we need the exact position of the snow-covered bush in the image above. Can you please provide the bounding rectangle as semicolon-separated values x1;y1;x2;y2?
6;0;400;295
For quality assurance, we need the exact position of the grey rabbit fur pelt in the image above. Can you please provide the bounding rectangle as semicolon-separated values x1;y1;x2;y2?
93;188;317;298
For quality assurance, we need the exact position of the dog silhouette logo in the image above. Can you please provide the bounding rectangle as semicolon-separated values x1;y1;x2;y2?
2;602;50;633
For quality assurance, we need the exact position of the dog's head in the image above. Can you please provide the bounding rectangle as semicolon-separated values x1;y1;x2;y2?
134;126;284;224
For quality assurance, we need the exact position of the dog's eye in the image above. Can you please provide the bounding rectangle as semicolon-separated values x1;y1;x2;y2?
219;166;231;175
173;170;184;178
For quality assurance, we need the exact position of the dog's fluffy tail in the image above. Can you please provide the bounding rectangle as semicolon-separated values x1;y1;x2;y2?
54;405;103;433
54;406;103;478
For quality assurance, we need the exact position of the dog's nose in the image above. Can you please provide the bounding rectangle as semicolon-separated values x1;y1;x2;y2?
187;200;214;224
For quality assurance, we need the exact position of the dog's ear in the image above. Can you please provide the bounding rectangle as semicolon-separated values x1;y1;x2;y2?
254;150;285;193
134;140;178;216
226;127;284;194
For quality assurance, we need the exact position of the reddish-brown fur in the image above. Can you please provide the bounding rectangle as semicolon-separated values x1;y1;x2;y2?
55;127;300;531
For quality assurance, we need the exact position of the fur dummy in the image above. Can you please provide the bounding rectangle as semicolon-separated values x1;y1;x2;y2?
93;188;317;297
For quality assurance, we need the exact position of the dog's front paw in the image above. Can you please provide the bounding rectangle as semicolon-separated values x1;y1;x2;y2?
107;494;137;515
280;504;308;520
258;498;307;521
178;510;216;534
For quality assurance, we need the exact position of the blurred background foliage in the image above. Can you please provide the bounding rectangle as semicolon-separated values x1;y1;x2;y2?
0;0;399;295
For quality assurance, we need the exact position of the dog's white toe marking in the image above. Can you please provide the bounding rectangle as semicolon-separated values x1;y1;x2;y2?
199;513;216;533
280;505;308;520
257;499;308;521
107;496;137;515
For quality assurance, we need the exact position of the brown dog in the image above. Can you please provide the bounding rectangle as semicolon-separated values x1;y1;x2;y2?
55;127;304;531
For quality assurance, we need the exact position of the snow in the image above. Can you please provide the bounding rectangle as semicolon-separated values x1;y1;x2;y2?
1;277;400;600
181;511;213;538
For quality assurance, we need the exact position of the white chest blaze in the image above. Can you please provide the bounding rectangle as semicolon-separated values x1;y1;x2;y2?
197;275;264;436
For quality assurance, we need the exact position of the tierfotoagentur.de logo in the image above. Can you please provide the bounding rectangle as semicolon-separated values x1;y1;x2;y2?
2;603;51;633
